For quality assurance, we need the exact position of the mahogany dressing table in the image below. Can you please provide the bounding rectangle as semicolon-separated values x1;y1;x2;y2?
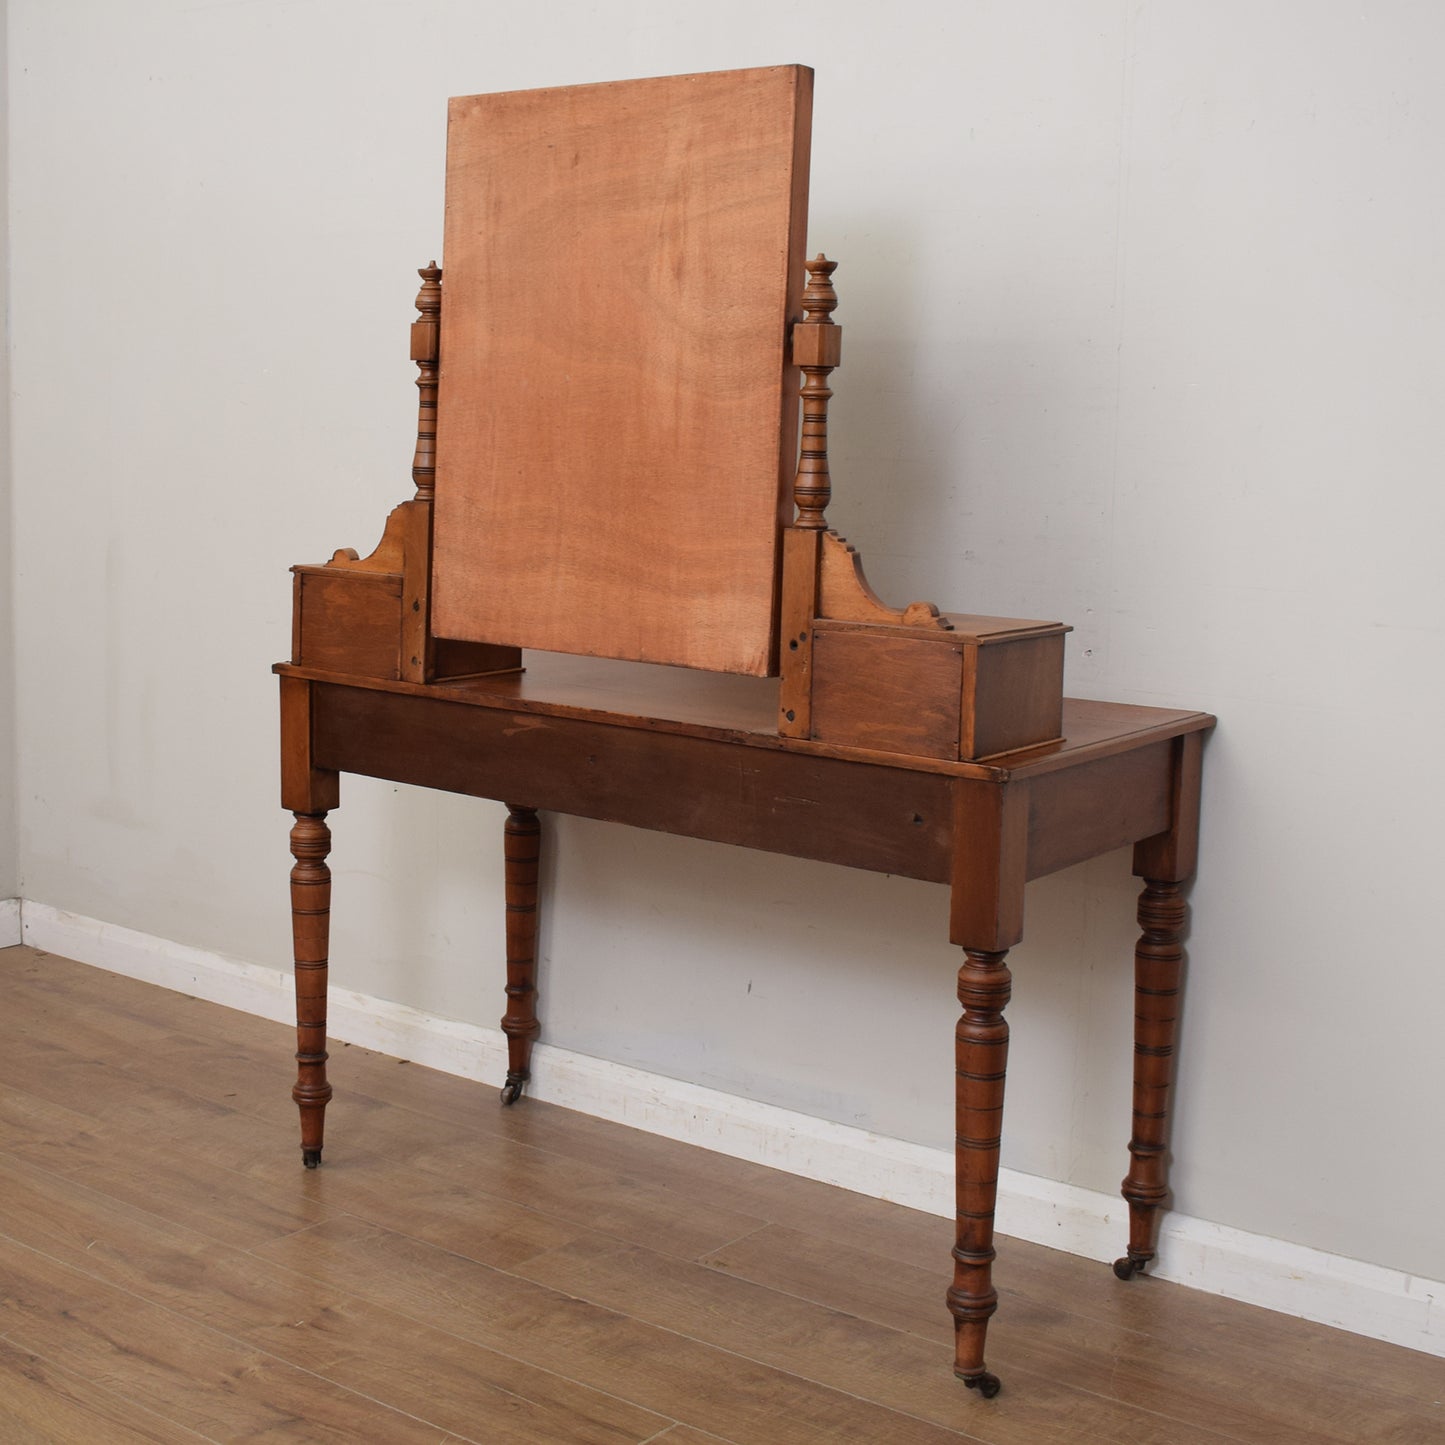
276;65;1213;1397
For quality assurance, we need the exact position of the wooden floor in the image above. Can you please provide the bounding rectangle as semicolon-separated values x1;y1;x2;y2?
0;946;1440;1444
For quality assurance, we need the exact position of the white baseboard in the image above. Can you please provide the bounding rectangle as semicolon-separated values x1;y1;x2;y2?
19;899;1442;1360
0;898;20;948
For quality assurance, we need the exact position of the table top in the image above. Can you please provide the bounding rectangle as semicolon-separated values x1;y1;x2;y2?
277;651;1214;782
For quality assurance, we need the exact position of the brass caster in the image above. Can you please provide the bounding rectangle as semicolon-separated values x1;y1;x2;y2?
500;1072;528;1106
302;1147;322;1169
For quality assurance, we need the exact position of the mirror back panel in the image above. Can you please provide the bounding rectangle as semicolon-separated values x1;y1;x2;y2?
432;65;813;675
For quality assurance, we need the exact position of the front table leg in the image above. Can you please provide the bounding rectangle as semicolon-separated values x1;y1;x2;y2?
500;804;541;1104
289;811;334;1168
1115;878;1188;1278
948;947;1012;1398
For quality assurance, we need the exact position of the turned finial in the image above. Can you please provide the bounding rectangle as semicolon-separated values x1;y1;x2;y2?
411;261;443;502
415;260;441;317
800;254;839;324
791;254;842;529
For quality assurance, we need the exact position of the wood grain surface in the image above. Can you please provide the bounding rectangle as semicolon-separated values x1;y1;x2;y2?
433;66;812;676
4;945;1441;1443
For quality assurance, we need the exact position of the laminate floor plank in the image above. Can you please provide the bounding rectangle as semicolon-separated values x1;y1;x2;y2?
4;951;471;1140
397;1131;771;1261
991;1237;1444;1411
12;962;765;1266
254;1215;984;1444
0;1044;236;1147
0;1238;473;1443
487;1091;940;1239
0;1337;211;1445
8;950;927;1265
4;945;1442;1445
134;1066;770;1270
698;1224;1442;1445
571;1100;1442;1430
512;1232;1242;1445
0;1071;101;1157
4;956;929;1256
94;1097;592;1275
646;1428;742;1444
0;1087;339;1251
266;1152;589;1269
0;1154;670;1445
62;1146;335;1252
9;993;188;1066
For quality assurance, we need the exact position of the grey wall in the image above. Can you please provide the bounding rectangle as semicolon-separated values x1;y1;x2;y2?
0;0;15;904
8;1;1445;1284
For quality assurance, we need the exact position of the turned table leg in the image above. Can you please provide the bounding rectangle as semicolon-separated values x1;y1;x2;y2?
500;804;541;1105
289;811;334;1168
1115;878;1188;1279
948;947;1012;1399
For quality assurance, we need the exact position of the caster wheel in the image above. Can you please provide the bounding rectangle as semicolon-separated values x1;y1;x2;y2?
302;1148;322;1170
962;1371;1001;1399
500;1076;526;1106
1113;1255;1146;1280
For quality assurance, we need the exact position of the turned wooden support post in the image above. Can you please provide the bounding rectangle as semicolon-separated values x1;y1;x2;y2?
948;948;1012;1399
401;262;443;682
289;811;334;1167
411;262;442;503
779;255;843;736
791;254;841;528
1114;879;1188;1278
500;804;542;1105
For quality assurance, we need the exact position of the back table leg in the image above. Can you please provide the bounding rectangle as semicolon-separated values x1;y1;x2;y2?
1115;878;1188;1278
1116;730;1203;1279
500;804;541;1105
289;811;333;1168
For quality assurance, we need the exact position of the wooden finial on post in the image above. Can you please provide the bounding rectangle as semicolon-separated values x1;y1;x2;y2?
791;254;842;529
411;262;442;502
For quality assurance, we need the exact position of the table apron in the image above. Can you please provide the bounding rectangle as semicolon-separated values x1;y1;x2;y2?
1024;741;1175;880
311;683;956;883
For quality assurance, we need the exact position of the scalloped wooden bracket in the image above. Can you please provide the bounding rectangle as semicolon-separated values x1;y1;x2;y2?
316;504;410;575
818;530;953;630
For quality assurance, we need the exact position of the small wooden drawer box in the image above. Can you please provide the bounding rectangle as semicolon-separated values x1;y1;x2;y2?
809;615;1068;761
